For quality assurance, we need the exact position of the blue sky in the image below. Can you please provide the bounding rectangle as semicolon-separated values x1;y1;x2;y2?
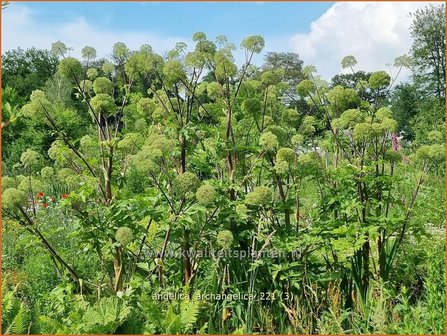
19;1;333;40
3;1;434;80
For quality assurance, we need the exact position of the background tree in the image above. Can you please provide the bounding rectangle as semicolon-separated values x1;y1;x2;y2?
2;48;59;105
331;70;373;102
261;52;307;108
390;83;418;139
410;4;446;101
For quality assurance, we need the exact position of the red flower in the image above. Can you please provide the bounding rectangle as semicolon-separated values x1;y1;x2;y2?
61;194;69;199
38;191;44;197
42;203;48;208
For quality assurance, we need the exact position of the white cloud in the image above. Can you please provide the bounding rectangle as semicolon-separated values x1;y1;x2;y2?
2;4;189;59
289;2;435;81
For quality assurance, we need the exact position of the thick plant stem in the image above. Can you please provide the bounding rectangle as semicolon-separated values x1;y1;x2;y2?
182;228;192;284
226;109;236;201
17;207;90;294
113;246;124;292
361;237;370;300
180;135;192;284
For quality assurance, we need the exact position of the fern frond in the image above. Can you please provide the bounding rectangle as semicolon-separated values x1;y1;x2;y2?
37;315;63;334
180;298;200;332
10;302;31;334
163;305;182;334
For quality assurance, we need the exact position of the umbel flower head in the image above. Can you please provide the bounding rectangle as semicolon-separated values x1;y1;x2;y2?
20;149;40;169
51;41;68;56
133;118;148;133
259;131;279;151
369;71;391;89
2;188;27;210
427;130;444;144
58;168;76;181
58;57;83;79
371;118;397;136
163;60;186;86
275;160;290;175
137;97;156;116
291;134;305;146
173;172;201;196
415;144;445;163
282;109;300;126
245;186;272;206
260;70;281;86
18;177;43;194
102;61;115;75
81;46;97;60
93;77;113;95
146;133;175;159
263;116;274;127
206;82;223;99
40;167;55;180
264;125;287;144
79;80;93;93
86;68;98;80
90;94;116;116
375;107;393;121
80;135;97;150
276;148;296;164
2;176;18;191
300;116;317;136
297;152;322;176
131;133;175;173
195;184;217;206
353;123;375;142
327;86;359;115
115;227;133;246
217;230;234;250
332;109;364;130
113;42;130;60
117;133;144;151
21;90;52;118
296;79;315;97
235;204;249;219
30;90;48;103
65;175;81;190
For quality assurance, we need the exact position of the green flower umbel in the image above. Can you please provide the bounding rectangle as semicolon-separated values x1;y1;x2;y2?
3;188;27;210
195;184;217;206
20;149;40;169
115;227;133;246
217;230;234;250
259;131;279;151
245;186;272;206
173;172;200;196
